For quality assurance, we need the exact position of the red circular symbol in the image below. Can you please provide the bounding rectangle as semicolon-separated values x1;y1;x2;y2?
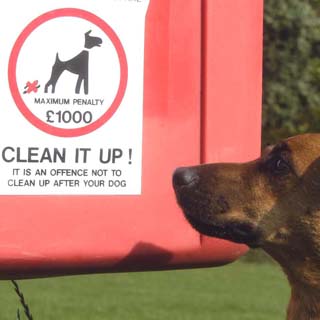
8;8;128;137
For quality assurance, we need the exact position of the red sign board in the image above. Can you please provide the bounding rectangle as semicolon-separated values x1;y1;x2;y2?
0;0;263;279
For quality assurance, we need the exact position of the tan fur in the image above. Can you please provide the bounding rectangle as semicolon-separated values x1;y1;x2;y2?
173;134;320;320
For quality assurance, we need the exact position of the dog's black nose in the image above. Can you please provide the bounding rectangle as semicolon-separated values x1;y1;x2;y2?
173;167;199;188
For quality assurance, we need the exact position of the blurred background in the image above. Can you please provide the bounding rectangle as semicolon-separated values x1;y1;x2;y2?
262;0;320;144
2;1;320;319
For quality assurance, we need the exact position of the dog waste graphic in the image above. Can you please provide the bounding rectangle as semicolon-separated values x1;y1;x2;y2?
1;1;150;195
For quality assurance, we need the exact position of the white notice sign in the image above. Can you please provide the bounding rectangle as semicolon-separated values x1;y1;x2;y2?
0;0;150;195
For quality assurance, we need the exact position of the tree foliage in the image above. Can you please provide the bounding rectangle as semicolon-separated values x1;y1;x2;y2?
263;0;320;144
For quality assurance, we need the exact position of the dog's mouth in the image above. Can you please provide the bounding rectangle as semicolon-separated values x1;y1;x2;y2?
172;167;262;248
183;212;261;248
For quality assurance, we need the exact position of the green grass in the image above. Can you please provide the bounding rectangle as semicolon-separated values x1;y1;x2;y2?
0;261;290;320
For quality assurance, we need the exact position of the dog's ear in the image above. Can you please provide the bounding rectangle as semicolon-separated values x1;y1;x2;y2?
85;30;92;36
300;157;320;202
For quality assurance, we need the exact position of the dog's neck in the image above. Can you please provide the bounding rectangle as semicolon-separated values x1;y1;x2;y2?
264;246;320;320
287;284;320;320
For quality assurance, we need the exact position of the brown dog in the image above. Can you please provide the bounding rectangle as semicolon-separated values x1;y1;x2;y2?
173;133;320;320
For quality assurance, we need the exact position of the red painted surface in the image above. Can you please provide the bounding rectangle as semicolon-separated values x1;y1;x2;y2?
0;0;263;279
200;0;264;248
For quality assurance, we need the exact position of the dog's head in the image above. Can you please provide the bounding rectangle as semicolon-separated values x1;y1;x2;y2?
173;134;320;259
84;30;102;49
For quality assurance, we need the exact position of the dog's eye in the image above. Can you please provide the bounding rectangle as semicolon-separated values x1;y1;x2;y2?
271;157;291;175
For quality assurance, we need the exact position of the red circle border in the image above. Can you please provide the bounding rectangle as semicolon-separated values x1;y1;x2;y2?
8;8;128;137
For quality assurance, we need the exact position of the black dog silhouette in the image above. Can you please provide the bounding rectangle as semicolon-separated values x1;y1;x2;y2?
44;30;102;95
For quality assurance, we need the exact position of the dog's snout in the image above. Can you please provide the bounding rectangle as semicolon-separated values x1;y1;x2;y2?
173;167;199;188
